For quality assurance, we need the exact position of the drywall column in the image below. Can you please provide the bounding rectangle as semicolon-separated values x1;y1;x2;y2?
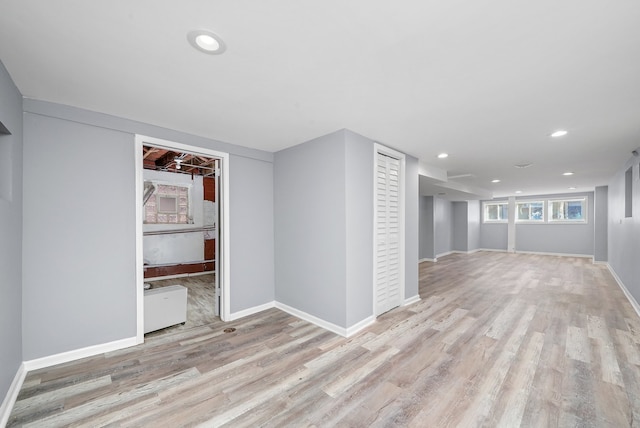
594;186;608;262
0;59;23;414
419;196;435;260
507;196;516;253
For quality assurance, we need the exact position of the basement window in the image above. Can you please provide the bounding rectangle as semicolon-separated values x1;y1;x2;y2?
483;202;508;223
516;201;544;222
145;184;190;224
548;198;586;223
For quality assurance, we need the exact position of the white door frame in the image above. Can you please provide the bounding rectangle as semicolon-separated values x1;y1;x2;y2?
134;134;231;343
372;143;406;317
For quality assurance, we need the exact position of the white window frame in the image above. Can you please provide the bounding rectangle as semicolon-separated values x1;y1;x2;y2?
515;200;545;223
548;197;587;223
483;201;508;223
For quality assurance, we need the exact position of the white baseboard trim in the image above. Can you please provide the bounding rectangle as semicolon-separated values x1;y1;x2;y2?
512;250;592;258
436;251;454;259
451;249;482;255
607;264;640;320
23;336;138;372
478;248;507;253
275;302;352;337
0;363;26;428
403;295;421;306
226;301;276;322
346;315;376;337
419;257;436;263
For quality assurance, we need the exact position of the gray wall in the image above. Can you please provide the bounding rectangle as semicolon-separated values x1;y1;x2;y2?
467;200;480;251
229;155;275;312
434;197;453;257
419;196;435;260
0;60;23;403
274;129;418;328
274;130;348;327
404;155;419;301
608;156;640;302
452;202;468;252
345;131;375;325
515;192;594;255
594;186;608;262
22;100;275;360
23;114;137;359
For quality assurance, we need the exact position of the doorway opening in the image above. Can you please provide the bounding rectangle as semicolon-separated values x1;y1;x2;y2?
134;135;230;343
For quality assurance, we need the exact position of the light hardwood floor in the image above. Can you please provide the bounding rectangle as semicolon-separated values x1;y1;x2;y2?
8;252;640;427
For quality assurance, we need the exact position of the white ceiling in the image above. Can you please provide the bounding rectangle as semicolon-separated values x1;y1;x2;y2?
2;1;639;200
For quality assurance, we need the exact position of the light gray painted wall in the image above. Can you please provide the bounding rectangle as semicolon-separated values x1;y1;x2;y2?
0;60;23;402
480;222;508;250
594;186;608;262
608;156;640;302
274;130;418;328
22;114;137;359
434;197;453;257
404;155;419;301
452;202;468;252
21;100;275;360
419;196;435;260
274;130;348;327
467;200;481;251
229;155;275;312
345;131;374;326
516;192;594;255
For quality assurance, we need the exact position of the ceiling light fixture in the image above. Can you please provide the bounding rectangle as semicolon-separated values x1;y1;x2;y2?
568;187;577;190
551;130;568;138
437;153;449;159
491;179;501;183
187;30;226;55
563;172;574;176
515;190;522;194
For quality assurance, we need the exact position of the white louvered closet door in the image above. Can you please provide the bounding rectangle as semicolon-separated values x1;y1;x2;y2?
375;152;401;316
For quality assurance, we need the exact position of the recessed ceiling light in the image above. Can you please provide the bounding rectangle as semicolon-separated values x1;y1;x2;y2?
562;172;574;176
437;153;449;159
515;190;522;194
568;187;577;190
187;30;226;54
491;179;501;183
551;130;568;138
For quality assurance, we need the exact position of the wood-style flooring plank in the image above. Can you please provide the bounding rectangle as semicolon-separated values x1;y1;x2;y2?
9;252;640;427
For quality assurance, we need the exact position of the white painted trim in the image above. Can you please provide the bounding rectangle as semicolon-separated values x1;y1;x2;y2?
513;250;593;258
346;315;376;337
419;257;436;263
403;295;421;306
607;264;640;320
452;249;482;255
373;143;406;317
478;248;507;253
23;337;137;372
134;138;144;344
0;363;26;428
436;250;454;259
276;302;350;337
226;301;276;321
134;135;232;337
